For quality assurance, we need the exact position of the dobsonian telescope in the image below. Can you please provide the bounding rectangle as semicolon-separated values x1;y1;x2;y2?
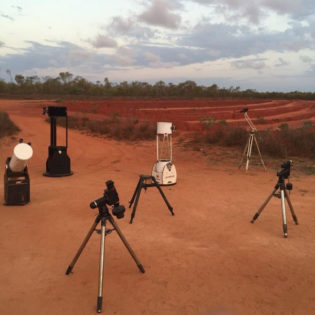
43;106;73;177
65;180;145;313
251;160;299;238
4;139;33;205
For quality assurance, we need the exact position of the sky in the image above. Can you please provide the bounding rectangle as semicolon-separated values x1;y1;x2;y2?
1;0;315;92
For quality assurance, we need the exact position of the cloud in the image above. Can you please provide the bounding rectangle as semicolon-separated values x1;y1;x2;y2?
275;57;289;67
190;0;315;24
108;16;155;40
89;34;117;48
0;13;14;21
300;55;313;63
110;16;135;33
0;41;113;75
11;5;22;12
231;58;266;70
139;0;181;29
179;20;314;58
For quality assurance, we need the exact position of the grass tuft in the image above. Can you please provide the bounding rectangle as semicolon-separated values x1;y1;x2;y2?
0;111;20;138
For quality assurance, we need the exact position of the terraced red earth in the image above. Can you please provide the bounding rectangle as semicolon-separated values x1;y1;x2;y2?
60;98;315;131
1;98;315;315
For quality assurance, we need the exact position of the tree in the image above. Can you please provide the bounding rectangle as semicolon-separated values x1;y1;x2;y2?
59;72;73;84
15;74;25;85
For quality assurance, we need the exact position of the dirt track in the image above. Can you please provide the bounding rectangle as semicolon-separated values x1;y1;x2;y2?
0;100;315;315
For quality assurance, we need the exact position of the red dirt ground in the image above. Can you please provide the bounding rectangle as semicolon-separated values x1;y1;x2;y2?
61;98;315;131
0;99;315;315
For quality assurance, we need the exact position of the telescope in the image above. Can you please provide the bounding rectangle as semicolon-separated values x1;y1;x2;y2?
4;139;33;205
43;106;72;177
238;107;266;171
152;122;177;185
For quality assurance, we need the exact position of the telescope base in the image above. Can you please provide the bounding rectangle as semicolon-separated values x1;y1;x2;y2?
44;146;73;177
43;171;73;177
4;158;30;205
152;161;177;185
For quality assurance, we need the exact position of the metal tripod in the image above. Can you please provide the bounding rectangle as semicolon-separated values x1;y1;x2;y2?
129;175;174;224
251;175;298;238
239;108;266;171
65;206;145;313
239;130;266;171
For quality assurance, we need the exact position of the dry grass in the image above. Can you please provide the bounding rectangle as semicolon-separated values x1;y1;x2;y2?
191;120;315;160
56;114;155;141
0;111;20;138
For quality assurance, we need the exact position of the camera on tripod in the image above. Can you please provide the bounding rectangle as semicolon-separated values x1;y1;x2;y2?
277;160;292;180
90;180;125;219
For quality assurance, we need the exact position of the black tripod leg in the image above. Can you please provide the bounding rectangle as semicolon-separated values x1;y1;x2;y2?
109;217;145;273
129;178;141;208
280;189;288;238
66;216;100;275
251;187;277;223
97;218;106;313
152;177;174;215
129;182;143;224
284;189;298;225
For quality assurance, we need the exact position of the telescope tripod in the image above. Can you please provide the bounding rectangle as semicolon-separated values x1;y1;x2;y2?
251;176;298;238
129;175;174;224
65;207;145;313
239;131;266;171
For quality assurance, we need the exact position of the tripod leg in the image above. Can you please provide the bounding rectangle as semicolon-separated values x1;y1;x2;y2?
284;189;298;225
239;138;249;168
97;218;106;313
152;177;174;215
246;134;254;171
129;180;143;224
109;217;145;273
129;178;141;208
66;215;100;275
280;189;288;238
254;135;266;171
251;187;277;223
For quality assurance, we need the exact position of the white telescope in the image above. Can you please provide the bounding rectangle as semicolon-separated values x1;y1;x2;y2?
4;139;33;205
152;122;177;185
9;142;33;172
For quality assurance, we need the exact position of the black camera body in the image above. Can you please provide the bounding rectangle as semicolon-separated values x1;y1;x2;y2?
277;160;292;180
90;180;125;219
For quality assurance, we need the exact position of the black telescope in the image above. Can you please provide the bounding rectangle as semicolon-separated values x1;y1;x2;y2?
43;106;73;177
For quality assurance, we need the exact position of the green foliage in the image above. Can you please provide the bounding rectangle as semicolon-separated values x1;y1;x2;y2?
279;123;289;131
0;111;20;138
200;117;216;129
256;116;266;124
301;120;313;129
218;119;228;125
1;71;315;99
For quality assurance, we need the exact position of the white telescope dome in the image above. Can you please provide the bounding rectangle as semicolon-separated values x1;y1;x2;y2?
157;122;173;134
9;143;33;172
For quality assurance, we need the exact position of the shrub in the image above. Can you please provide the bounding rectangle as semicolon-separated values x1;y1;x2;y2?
192;121;315;159
55;115;155;141
256;116;266;124
0;111;20;138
